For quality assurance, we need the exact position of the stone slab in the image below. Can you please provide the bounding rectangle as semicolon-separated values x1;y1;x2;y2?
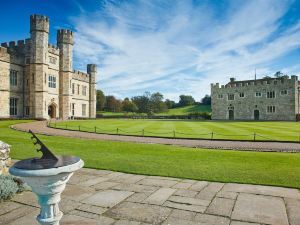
92;181;119;190
163;201;206;213
0;201;22;216
127;193;150;203
62;185;95;201
162;217;200;225
194;213;230;225
230;221;260;225
79;176;110;187
105;201;171;224
76;203;107;215
169;195;210;206
0;205;37;225
172;181;194;189
12;191;39;207
61;214;114;225
174;189;198;198
168;209;196;220
144;188;176;205
6;208;39;225
138;178;178;187
189;181;209;191
231;193;289;225
114;220;141;225
196;183;224;201
113;183;158;193
284;198;300;225
223;183;300;199
216;191;238;200
81;190;134;208
206;197;235;217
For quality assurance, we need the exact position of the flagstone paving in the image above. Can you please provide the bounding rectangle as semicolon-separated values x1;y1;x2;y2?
1;168;300;225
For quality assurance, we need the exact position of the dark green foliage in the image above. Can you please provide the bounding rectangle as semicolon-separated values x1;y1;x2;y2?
96;90;106;111
178;95;195;106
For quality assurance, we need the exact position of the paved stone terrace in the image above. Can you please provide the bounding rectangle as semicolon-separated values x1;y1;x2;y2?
1;168;300;225
12;121;300;152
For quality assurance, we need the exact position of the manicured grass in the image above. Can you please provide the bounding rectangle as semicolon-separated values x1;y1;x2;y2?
157;105;211;115
51;119;300;142
1;120;300;189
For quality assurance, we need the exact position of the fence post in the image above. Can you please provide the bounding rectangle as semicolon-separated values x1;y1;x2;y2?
211;132;214;140
55;122;56;128
66;124;67;129
173;130;176;138
95;126;97;133
142;129;144;137
79;125;80;131
117;128;119;135
253;132;256;141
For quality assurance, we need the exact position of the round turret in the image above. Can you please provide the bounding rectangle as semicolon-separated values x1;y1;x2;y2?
57;29;74;45
30;14;49;33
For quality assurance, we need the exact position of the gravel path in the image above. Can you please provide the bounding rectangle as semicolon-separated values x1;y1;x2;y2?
12;121;300;152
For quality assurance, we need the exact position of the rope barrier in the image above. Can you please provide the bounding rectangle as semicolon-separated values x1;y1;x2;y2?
50;123;289;141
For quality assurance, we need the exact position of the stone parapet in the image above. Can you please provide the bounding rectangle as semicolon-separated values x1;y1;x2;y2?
0;141;11;175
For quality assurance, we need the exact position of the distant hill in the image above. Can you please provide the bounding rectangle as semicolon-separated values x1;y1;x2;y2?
97;104;211;116
157;105;211;116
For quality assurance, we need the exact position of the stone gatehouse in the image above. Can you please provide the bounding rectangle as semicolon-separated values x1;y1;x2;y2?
0;14;97;120
211;76;300;121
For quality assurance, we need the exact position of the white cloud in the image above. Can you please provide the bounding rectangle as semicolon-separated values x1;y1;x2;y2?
71;0;300;101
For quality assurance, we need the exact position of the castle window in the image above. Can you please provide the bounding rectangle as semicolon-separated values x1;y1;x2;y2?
82;86;87;96
267;91;275;98
77;84;80;95
280;90;288;95
267;106;276;113
10;70;18;86
228;94;234;100
25;106;30;116
72;103;75;116
72;83;75;94
239;93;245;98
218;94;223;99
255;92;262;97
49;56;56;64
82;104;86;116
48;75;56;88
9;98;18;116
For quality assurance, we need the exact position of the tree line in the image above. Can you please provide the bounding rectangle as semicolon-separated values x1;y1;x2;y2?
97;90;211;115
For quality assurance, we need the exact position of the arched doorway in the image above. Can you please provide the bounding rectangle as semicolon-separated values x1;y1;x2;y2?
229;110;234;120
48;104;56;118
254;110;260;120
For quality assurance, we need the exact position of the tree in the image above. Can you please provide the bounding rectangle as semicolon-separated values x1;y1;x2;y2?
149;92;167;113
201;95;211;105
105;95;122;112
122;98;138;112
131;92;151;113
96;90;106;111
165;99;176;109
274;71;283;78
178;95;195;106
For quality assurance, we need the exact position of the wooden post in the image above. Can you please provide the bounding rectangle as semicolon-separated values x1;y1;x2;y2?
66;124;67;129
253;132;256;141
173;130;176;138
211;132;214;140
95;126;97;133
117;128;119;135
142;129;144;137
79;125;80;131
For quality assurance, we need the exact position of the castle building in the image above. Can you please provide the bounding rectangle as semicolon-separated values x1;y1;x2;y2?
211;76;300;121
0;14;97;120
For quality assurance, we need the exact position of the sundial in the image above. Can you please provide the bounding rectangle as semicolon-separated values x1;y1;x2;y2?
14;130;80;170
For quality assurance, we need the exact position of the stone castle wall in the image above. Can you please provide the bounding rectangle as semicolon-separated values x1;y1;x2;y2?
211;76;299;121
0;14;97;119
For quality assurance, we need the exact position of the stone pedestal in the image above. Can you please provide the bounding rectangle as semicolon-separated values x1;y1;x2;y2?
0;141;11;175
9;159;84;225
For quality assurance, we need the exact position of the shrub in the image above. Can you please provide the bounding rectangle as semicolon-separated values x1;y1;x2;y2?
0;175;26;201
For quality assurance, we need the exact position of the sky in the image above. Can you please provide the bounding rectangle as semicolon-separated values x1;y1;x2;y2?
1;0;300;101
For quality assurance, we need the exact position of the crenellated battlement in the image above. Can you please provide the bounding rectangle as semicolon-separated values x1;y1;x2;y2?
0;46;10;62
30;14;49;33
48;44;59;55
0;46;8;54
30;14;49;22
72;70;90;82
211;75;298;89
57;29;74;45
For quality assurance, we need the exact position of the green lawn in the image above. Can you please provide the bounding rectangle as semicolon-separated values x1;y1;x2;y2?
51;119;300;142
1;120;300;188
157;105;211;115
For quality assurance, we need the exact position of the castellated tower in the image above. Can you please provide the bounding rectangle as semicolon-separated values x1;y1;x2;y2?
29;14;49;118
87;64;97;118
57;29;74;120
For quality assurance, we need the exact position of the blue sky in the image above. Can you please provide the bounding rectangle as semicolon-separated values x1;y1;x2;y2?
2;0;300;101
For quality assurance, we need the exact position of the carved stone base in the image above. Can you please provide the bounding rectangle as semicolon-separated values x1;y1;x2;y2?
10;159;84;225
